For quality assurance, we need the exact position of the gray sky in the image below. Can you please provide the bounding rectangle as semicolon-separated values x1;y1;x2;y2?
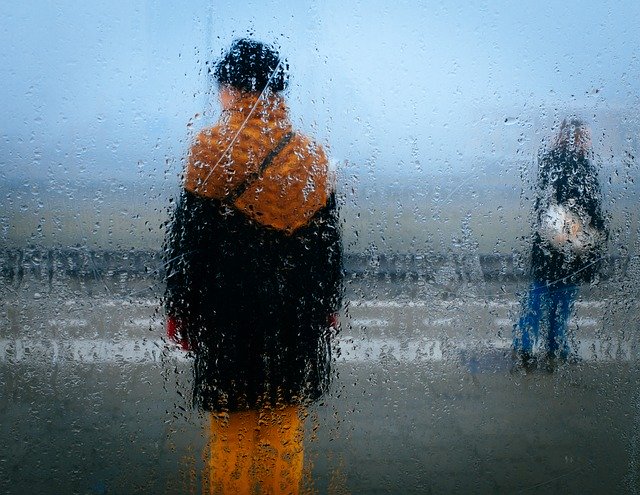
1;0;639;183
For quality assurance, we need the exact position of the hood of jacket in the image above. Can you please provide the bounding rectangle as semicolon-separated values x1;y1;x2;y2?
185;92;330;233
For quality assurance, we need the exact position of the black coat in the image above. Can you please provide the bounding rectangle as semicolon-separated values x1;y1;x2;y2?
530;148;607;285
164;189;342;412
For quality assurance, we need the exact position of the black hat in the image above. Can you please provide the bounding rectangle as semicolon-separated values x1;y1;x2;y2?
213;38;288;93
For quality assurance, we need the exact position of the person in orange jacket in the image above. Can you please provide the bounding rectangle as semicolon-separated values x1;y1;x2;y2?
164;38;342;494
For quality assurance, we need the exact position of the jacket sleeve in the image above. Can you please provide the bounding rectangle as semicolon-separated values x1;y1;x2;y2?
163;189;197;319
327;194;344;313
581;169;607;235
315;192;344;314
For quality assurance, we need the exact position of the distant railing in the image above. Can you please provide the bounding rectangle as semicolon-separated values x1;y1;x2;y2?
0;248;629;291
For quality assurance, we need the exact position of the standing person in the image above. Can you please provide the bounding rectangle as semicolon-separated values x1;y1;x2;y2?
164;38;342;494
513;118;607;367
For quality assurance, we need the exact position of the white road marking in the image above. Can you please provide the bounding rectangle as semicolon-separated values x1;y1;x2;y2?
494;317;599;328
468;300;519;308
47;318;88;327
64;299;158;308
4;293;619;366
573;317;599;327
494;318;513;327
0;336;636;365
55;297;616;313
575;301;608;309
349;299;614;310
348;300;430;308
0;338;181;364
422;317;455;326
40;314;603;332
351;318;389;328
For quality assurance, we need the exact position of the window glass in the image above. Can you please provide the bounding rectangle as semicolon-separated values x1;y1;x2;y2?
1;1;639;493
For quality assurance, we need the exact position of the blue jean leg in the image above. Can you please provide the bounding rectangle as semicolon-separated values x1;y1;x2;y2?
547;284;578;359
514;282;547;355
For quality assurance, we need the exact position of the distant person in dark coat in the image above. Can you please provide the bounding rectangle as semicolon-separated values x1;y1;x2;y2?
163;38;342;494
513;118;607;365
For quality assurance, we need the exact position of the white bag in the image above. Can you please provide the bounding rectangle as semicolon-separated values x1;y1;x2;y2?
538;203;601;253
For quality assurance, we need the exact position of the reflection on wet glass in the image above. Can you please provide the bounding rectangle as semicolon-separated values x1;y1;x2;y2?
163;39;342;493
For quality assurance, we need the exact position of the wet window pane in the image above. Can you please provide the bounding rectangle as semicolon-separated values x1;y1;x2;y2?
2;1;640;493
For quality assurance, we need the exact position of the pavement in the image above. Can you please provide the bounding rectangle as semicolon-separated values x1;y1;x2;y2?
1;274;640;494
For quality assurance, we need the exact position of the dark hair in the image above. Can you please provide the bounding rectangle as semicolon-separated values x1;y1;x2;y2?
551;117;592;156
213;38;288;93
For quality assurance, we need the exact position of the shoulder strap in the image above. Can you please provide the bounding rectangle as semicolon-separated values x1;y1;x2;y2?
226;131;295;204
